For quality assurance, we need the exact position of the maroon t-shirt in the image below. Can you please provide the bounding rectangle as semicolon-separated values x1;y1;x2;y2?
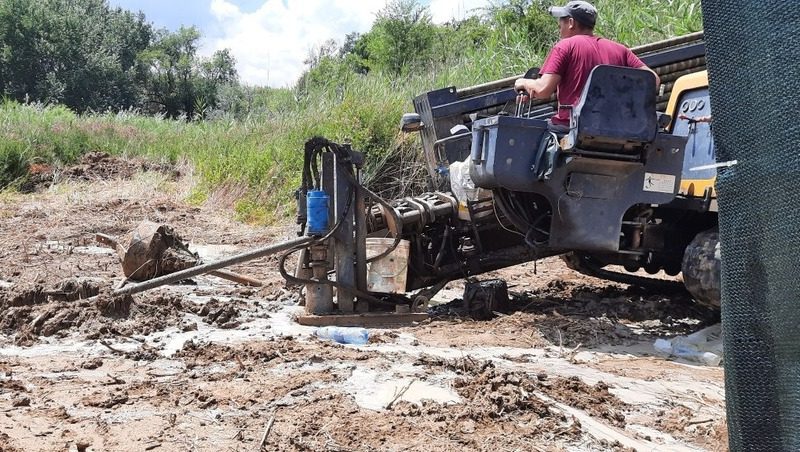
540;35;646;125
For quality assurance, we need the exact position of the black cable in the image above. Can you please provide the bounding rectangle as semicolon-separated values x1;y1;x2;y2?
312;137;404;263
310;148;321;190
290;136;409;310
432;225;451;273
358;182;403;263
278;247;399;307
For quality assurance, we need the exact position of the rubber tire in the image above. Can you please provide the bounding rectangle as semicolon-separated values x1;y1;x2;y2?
681;229;721;309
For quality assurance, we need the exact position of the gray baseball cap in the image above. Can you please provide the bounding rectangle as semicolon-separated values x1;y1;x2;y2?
549;1;597;27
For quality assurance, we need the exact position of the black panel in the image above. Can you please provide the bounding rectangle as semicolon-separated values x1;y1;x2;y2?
431;89;518;119
640;42;706;67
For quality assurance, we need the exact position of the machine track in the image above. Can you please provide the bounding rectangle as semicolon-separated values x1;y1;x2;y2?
561;252;688;294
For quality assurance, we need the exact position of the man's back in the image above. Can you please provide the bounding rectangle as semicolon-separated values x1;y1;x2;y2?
540;35;646;125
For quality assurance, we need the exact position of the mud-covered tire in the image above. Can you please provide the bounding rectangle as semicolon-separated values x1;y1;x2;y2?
681;230;721;309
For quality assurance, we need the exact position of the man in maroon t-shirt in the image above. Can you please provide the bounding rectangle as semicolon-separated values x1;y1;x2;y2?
514;1;660;134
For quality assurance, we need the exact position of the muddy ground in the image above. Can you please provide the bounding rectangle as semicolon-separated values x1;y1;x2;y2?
0;156;727;451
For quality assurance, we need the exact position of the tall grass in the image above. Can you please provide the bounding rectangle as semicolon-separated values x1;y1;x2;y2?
0;80;417;223
0;0;703;223
595;0;703;46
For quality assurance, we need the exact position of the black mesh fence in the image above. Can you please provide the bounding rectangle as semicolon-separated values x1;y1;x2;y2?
702;1;800;450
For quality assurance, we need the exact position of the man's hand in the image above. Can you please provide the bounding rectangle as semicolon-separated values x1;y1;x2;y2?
514;78;536;97
515;74;559;100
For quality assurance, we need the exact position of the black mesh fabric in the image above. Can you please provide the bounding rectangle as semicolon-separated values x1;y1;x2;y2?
702;1;800;450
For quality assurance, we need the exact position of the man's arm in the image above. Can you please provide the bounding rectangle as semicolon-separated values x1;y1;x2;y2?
514;73;561;99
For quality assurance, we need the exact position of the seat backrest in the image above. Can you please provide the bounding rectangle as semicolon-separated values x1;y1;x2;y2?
569;65;658;152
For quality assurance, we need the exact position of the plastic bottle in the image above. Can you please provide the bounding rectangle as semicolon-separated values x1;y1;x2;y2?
672;343;722;366
315;326;369;345
655;339;723;366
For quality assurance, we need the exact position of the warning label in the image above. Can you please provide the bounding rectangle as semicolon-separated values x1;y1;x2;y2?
643;173;676;193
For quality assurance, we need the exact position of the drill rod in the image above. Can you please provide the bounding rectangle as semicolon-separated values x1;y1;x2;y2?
113;236;314;297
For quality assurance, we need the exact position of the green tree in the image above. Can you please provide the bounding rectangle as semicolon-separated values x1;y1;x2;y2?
430;15;492;67
487;0;560;54
198;48;239;115
0;0;153;111
296;39;349;94
339;32;369;74
202;48;237;85
139;27;238;119
360;0;436;75
139;27;201;118
0;0;46;101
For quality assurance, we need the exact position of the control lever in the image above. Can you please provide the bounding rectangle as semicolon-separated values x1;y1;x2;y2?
515;67;540;118
515;90;530;117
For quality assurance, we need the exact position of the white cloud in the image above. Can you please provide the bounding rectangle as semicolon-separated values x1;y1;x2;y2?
205;0;388;87
204;0;490;88
210;0;240;20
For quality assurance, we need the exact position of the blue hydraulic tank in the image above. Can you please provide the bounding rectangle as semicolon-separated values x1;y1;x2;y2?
306;190;329;236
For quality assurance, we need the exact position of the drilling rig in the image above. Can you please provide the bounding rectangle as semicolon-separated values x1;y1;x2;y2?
280;32;720;325
111;33;718;326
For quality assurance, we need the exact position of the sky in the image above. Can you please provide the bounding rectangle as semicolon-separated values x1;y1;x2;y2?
108;0;491;88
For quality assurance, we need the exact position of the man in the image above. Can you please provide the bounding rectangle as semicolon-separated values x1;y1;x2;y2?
514;0;660;134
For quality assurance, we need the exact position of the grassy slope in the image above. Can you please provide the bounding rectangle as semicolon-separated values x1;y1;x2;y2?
0;0;701;223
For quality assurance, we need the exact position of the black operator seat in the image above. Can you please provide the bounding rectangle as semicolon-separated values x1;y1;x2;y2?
562;65;658;154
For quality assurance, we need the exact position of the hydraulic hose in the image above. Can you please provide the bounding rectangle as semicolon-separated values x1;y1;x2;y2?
284;137;408;305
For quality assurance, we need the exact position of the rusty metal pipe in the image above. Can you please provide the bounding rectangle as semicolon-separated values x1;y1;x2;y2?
654;57;706;75
209;269;265;287
457;75;518;98
658;66;707;83
632;31;704;55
